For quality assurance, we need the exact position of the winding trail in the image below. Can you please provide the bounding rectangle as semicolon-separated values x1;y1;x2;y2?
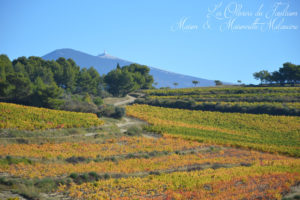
113;95;136;106
0;94;146;141
113;94;146;133
109;94;150;135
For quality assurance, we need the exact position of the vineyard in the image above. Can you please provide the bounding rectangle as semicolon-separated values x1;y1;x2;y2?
127;104;300;157
0;87;300;200
0;102;104;130
59;165;300;200
144;87;300;96
136;87;300;116
0;134;299;199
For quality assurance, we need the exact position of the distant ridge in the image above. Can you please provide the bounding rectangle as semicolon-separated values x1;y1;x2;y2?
42;48;219;88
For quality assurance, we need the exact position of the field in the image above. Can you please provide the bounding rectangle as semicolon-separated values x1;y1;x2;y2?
1;134;299;199
0;86;300;200
126;104;300;157
137;87;300;116
0;102;104;130
144;87;300;97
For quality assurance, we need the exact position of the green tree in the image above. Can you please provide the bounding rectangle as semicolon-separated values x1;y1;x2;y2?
0;55;14;96
0;54;13;80
253;70;271;84
104;68;136;96
77;68;93;94
56;58;78;91
12;56;28;66
41;67;55;84
122;63;153;89
13;62;26;74
0;55;108;108
6;72;33;101
173;82;178;88
192;80;199;87
50;60;64;87
280;62;300;85
104;64;153;96
31;77;63;108
87;67;102;95
270;71;284;85
214;80;223;86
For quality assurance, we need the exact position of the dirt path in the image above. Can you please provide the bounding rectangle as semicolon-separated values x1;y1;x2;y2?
116;117;147;133
110;94;149;134
113;95;136;106
103;94;137;107
0;94;146;141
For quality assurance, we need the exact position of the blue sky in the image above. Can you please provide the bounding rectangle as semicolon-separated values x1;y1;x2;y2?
0;0;299;84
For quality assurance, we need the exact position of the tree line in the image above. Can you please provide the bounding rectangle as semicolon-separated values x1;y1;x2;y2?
0;55;153;109
253;62;300;85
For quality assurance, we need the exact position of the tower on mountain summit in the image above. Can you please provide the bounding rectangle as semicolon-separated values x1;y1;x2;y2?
98;50;108;57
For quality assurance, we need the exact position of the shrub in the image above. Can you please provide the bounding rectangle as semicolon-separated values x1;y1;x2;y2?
88;171;98;178
82;93;92;103
0;156;33;165
125;126;142;136
0;177;14;186
80;173;90;181
93;97;103;106
69;173;79;179
125;153;137;159
98;105;125;119
65;156;88;164
113;106;125;119
14;183;40;200
34;178;56;193
104;156;117;162
62;100;99;113
103;173;110;180
16;138;29;144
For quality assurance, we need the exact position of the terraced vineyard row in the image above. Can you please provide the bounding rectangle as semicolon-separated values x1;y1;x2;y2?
59;164;300;200
0;102;104;130
148;93;300;103
2;140;296;178
136;87;300;116
0;134;299;199
144;87;300;96
126;104;300;157
194;101;300;109
0;136;206;159
136;98;300;116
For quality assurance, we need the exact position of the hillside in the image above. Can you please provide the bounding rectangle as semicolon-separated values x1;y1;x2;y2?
137;87;300;116
0;87;300;199
0;102;103;130
42;48;218;88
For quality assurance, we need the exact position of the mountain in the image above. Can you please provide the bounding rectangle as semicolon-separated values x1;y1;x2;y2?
42;48;219;88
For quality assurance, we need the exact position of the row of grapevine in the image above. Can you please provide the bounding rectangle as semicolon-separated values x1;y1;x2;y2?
1;141;298;178
126;104;300;157
144;86;300;96
0;136;206;159
0;102;104;130
58;163;300;199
